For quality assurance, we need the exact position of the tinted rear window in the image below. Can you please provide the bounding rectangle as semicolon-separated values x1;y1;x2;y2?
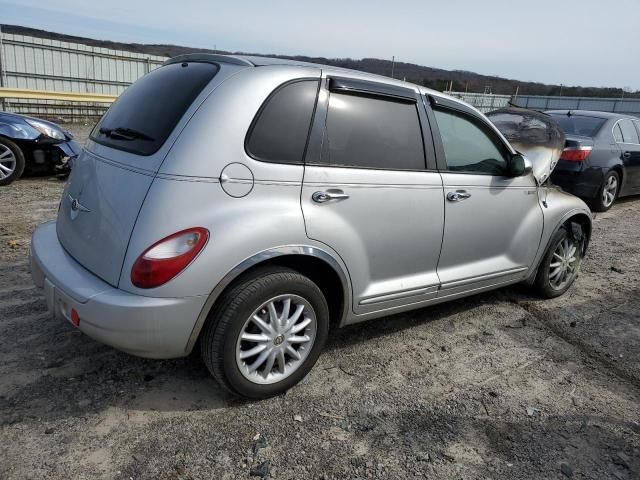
246;80;319;164
548;114;606;137
91;62;218;156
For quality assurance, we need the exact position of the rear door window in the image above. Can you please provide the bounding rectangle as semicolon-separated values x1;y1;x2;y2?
246;80;319;164
434;109;509;175
319;92;425;170
618;119;640;144
91;62;218;156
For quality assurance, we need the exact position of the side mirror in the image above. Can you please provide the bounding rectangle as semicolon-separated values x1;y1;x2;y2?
509;153;533;177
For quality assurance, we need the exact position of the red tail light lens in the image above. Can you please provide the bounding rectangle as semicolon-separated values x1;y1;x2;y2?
71;308;80;327
560;146;592;162
131;227;209;289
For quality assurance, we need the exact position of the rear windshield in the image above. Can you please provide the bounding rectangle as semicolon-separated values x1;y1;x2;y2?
91;62;218;156
548;113;606;137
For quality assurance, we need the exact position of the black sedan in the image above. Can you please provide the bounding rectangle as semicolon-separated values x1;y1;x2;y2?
548;110;640;211
0;111;81;186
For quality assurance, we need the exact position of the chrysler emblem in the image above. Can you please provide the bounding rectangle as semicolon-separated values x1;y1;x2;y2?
68;194;90;213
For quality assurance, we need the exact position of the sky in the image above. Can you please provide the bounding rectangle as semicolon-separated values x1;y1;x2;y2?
1;0;639;90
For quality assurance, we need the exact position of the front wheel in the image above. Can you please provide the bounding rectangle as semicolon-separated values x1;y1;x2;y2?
591;170;619;212
200;267;329;399
534;226;584;298
0;137;26;186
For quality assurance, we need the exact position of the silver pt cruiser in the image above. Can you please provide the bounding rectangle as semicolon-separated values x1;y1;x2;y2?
30;54;592;398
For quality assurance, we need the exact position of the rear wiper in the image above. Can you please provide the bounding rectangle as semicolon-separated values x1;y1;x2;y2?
99;127;154;141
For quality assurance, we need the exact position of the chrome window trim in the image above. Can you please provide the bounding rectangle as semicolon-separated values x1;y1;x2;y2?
612;118;640;146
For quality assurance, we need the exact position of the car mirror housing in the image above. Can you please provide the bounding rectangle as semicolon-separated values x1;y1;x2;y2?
509;153;533;177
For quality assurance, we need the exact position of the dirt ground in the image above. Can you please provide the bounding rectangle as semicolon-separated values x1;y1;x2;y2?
0;125;639;479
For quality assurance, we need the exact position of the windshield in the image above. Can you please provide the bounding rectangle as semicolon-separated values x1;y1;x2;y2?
548;114;606;137
91;62;218;156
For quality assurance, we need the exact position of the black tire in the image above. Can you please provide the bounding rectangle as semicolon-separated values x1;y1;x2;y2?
200;267;329;399
0;137;26;186
591;170;619;212
534;226;583;298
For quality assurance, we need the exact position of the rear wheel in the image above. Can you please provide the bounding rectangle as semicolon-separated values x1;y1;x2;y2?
0;137;25;186
535;226;583;298
200;267;329;399
591;170;619;212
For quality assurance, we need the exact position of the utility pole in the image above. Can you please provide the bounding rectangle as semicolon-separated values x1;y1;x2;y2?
391;56;395;79
559;84;564;96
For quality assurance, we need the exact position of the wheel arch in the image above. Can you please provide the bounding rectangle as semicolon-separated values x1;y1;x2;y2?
609;164;625;193
525;209;592;285
185;246;352;353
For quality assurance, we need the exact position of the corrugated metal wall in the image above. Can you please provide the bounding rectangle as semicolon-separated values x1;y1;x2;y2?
511;95;640;115
447;92;640;116
445;92;511;113
0;30;167;121
2;29;639;121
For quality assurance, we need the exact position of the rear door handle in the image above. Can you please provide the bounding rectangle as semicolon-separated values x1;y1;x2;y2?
312;190;350;203
447;190;472;202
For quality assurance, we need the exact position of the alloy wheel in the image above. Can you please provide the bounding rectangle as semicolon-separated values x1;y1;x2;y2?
236;294;317;385
602;175;618;208
0;144;17;181
548;237;580;290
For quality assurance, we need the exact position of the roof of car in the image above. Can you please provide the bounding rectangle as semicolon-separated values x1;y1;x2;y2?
546;110;637;120
165;53;455;107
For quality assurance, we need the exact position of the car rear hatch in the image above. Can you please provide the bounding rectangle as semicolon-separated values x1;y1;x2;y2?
55;60;228;286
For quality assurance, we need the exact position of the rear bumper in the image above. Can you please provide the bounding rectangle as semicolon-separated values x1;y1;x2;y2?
30;221;207;358
550;162;604;199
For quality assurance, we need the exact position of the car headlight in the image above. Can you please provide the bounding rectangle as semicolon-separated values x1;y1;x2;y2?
25;119;66;140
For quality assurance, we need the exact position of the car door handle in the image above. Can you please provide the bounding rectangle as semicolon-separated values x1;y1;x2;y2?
623;152;631;159
447;190;472;202
312;190;350;203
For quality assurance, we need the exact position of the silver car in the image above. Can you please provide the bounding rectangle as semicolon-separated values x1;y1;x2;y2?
30;54;592;398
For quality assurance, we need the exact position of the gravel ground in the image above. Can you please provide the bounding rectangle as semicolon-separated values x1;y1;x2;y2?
0;125;639;479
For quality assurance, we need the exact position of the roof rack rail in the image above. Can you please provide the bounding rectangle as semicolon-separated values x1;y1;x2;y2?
163;54;254;67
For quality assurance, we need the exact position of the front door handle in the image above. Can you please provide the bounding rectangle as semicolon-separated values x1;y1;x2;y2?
447;190;472;202
312;190;350;203
623;152;631;159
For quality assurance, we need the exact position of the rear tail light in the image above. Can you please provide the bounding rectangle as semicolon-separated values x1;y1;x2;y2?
71;308;80;327
560;146;592;162
131;227;209;289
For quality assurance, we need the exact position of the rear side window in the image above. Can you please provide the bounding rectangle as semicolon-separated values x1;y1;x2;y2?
613;123;624;143
434;109;509;175
618;119;640;144
548;114;606;137
91;62;218;156
320;93;425;170
246;80;319;164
